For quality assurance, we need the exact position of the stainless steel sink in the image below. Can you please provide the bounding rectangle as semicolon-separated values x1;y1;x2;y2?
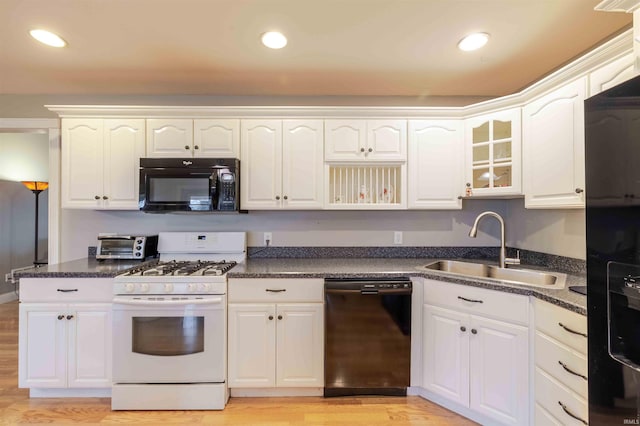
417;260;566;289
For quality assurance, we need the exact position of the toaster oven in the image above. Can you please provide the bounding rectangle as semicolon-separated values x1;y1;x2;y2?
96;234;158;260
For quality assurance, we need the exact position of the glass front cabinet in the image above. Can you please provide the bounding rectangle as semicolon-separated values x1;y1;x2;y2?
464;108;522;197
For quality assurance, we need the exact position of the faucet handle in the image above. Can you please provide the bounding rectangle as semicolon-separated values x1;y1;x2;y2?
505;249;521;266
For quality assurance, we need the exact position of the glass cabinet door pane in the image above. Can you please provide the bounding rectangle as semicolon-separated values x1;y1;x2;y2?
493;141;512;163
493;120;512;140
472;122;490;144
473;145;490;165
473;167;491;189
493;165;512;188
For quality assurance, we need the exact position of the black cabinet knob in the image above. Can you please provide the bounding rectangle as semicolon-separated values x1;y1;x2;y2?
283;195;288;200
278;315;283;320
94;195;100;200
575;188;584;194
57;315;64;320
368;148;373;152
460;326;466;332
275;196;280;200
268;315;274;320
66;315;74;320
194;145;199;150
471;329;477;334
360;148;365;152
103;196;108;200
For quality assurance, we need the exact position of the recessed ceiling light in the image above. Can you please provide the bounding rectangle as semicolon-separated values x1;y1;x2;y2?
30;29;67;47
261;31;287;49
457;32;489;52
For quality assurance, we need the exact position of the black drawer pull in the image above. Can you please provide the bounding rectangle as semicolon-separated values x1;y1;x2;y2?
57;289;78;293
558;401;588;425
458;296;483;303
266;289;286;293
558;361;587;381
66;315;74;320
558;322;587;338
57;315;64;320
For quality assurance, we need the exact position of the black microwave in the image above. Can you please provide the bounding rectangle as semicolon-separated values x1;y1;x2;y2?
139;158;240;213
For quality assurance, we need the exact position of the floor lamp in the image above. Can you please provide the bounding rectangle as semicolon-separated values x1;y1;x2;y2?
21;181;49;266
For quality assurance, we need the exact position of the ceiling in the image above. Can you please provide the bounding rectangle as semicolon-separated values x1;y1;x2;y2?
0;0;633;100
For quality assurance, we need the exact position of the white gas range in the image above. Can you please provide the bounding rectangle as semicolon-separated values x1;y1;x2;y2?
111;232;245;411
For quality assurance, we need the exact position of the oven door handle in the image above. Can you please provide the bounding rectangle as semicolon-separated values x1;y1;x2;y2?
113;296;223;306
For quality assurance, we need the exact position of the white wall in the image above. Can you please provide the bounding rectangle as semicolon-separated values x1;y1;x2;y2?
505;199;585;260
59;200;507;262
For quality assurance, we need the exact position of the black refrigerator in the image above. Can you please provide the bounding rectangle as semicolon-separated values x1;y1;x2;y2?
585;75;640;424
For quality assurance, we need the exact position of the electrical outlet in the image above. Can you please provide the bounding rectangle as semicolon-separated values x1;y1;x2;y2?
394;231;403;245
264;232;272;246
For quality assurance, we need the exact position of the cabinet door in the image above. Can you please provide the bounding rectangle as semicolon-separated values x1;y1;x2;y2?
422;304;469;406
18;303;67;388
282;120;324;209
193;119;240;158
67;304;112;388
465;108;522;196
408;120;463;209
276;303;324;387
146;119;193;157
228;304;276;387
589;52;637;96
523;78;586;208
241;120;283;209
366;120;407;161
324;120;366;161
61;119;104;209
102;119;145;209
469;315;529;426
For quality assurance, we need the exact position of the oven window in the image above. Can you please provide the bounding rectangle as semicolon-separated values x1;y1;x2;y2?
132;316;205;356
149;177;210;204
100;239;133;255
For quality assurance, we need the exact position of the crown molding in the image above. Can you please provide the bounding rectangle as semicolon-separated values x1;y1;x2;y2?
46;29;634;120
595;0;640;12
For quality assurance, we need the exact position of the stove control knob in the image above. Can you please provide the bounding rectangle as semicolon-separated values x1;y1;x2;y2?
164;283;174;293
125;283;135;293
139;283;150;293
188;283;198;293
200;283;211;292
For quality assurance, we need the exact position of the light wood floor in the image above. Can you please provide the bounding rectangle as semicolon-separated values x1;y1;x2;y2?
0;301;477;425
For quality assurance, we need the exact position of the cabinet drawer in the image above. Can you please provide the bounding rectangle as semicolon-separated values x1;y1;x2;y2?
228;279;323;303
535;332;588;399
535;368;588;426
423;279;529;325
19;278;114;303
534;299;587;355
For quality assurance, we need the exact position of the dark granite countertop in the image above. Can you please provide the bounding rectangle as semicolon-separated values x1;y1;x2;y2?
14;256;586;315
229;258;587;315
14;257;157;279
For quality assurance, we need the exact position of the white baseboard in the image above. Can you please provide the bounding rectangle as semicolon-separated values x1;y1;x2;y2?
230;387;323;397
0;292;18;304
30;388;111;398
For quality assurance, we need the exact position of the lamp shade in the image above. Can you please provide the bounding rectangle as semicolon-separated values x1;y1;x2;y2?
21;181;49;192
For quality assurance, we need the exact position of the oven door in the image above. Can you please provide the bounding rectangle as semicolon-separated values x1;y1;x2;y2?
139;167;216;212
112;296;225;383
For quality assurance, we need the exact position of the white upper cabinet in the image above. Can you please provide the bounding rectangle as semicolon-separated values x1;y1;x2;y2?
148;118;239;158
325;119;406;161
408;120;464;209
62;118;144;210
523;77;586;208
464;108;522;197
146;119;193;157
193;119;240;158
589;52;637;96
241;119;323;210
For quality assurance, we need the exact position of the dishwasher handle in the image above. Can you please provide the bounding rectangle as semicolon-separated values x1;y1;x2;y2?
326;287;412;295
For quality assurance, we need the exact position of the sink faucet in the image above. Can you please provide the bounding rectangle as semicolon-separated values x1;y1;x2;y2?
468;211;520;268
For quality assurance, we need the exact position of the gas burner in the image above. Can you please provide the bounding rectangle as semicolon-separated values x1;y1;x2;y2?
121;260;237;277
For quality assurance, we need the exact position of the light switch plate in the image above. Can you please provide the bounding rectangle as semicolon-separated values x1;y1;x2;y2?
394;231;403;245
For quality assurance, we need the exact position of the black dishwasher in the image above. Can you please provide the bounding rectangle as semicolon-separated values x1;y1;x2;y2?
324;277;412;397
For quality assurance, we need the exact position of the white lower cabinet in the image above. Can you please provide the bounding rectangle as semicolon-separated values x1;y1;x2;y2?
533;299;588;426
227;279;324;390
422;279;529;425
18;278;113;392
19;302;112;389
